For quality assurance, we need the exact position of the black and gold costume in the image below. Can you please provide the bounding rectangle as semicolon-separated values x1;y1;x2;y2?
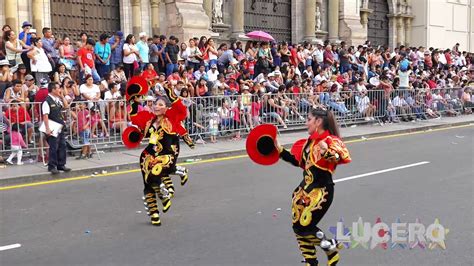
279;130;351;266
123;77;194;226
140;117;177;226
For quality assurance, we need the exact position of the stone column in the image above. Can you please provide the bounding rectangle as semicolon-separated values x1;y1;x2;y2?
150;0;160;35
131;0;142;36
303;0;317;42
165;0;211;42
396;16;405;46
328;0;339;42
4;0;18;30
360;9;370;32
404;17;413;46
231;0;245;38
203;0;212;23
32;0;44;33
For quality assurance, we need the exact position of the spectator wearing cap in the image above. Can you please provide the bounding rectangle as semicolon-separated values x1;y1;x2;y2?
4;79;28;103
136;32;149;70
94;33;112;78
77;38;100;83
27;37;52;83
109;31;124;71
164;35;179;76
41;27;60;68
207;63;219;83
22;74;38;102
19;21;32;46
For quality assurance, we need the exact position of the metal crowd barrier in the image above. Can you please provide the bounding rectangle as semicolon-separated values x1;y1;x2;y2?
0;87;470;159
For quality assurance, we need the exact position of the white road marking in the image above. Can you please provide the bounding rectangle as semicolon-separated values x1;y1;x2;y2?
0;243;22;251
334;161;430;183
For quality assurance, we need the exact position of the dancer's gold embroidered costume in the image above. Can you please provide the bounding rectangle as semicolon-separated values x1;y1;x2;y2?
122;77;194;226
280;130;351;266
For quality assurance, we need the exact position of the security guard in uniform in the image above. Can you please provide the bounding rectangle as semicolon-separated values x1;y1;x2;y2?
42;81;71;174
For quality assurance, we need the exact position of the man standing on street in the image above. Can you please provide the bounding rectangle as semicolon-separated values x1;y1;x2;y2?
42;82;71;174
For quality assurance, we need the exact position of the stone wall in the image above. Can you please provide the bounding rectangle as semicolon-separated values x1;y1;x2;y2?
411;0;473;51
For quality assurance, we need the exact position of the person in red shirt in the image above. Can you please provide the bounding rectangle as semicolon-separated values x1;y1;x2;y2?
4;100;34;143
166;69;181;85
141;63;158;86
226;75;239;95
444;49;452;66
77;38;100;83
195;77;210;97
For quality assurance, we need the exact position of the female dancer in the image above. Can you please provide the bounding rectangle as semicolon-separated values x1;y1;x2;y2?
125;78;193;226
143;84;194;225
277;108;351;266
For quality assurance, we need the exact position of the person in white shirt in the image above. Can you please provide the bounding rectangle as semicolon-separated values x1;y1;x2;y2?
104;82;121;101
398;69;411;89
193;65;207;81
392;93;414;121
206;64;219;83
355;78;368;93
356;90;375;121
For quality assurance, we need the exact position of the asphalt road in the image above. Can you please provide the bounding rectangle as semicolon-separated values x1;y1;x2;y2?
0;126;473;266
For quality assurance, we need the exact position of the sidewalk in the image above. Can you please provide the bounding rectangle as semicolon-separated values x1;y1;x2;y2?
1;115;473;186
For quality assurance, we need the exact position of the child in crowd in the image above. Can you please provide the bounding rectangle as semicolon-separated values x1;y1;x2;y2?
208;113;219;143
76;102;92;159
6;124;27;165
90;107;109;138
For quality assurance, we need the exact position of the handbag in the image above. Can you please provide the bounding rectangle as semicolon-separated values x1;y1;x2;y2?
133;60;139;70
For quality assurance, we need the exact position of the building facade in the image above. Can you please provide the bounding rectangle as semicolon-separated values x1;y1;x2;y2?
1;0;472;51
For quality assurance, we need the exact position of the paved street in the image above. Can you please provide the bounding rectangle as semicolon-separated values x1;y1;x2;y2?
0;126;473;266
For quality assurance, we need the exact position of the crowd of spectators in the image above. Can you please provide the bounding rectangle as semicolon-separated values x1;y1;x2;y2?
1;20;474;156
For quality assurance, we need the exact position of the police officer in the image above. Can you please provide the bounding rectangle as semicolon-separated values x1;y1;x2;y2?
42;81;71;174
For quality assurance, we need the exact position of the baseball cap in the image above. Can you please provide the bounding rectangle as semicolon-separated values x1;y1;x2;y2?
116;31;124;38
40;78;49;86
25;74;35;81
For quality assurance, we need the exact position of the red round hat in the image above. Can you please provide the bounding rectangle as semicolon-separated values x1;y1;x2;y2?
246;124;279;165
126;76;149;101
122;126;144;149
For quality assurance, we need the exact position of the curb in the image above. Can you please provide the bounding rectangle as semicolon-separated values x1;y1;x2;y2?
1;120;472;187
